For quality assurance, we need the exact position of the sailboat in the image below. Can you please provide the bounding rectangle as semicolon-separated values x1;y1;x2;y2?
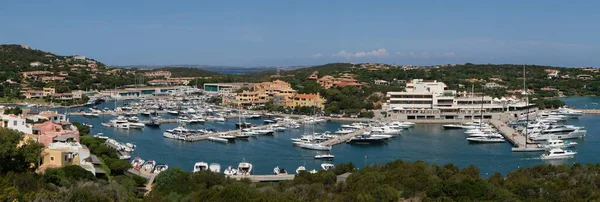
235;107;252;129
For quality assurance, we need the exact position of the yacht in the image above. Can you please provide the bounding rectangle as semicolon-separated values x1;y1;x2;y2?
209;163;221;173
548;107;584;119
468;132;503;138
529;128;586;141
154;164;168;174
223;165;238;175
298;142;331;151
335;128;355;134
240;129;258;137
219;134;237;140
234;132;251;139
348;134;388;144
296;166;306;174
540;148;577;160
321;163;335;171
207;117;226;122
131;157;145;168
128;122;145;129
314;153;335;160
208;136;229;143
464;128;496;134
145;118;161;128
270;124;287;132
142;160;156;171
341;123;364;130
252;128;274;135
127;116;140;123
466;136;506;143
237;161;253;176
167;110;179;115
273;166;288;175
371;126;402;135
543;139;578;149
163;126;198;140
264;119;276;124
193;162;208;173
388;121;415;128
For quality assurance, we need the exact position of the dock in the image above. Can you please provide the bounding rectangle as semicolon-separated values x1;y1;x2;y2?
321;128;370;146
489;119;526;147
580;109;600;114
229;174;295;182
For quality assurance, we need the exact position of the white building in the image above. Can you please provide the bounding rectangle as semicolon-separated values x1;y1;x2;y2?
484;82;506;89
0;114;33;134
30;62;43;67
73;55;86;60
384;79;534;120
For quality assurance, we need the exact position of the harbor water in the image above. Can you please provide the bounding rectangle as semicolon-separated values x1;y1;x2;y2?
54;100;600;176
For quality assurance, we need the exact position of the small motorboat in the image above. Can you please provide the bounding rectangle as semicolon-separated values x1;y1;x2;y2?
540;148;577;160
223;165;237;175
208;136;229;143
193;162;209;173
273;166;288;175
296;166;306;174
314;154;335;160
466;136;506;143
209;163;221;173
219;134;237;140
131;157;145;168
154;164;168;174
237;160;253;176
321;163;335;171
235;132;251;139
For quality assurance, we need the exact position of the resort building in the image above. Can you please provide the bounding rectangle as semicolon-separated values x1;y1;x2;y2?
0;114;33;134
33;121;80;147
203;83;254;95
23;90;44;99
384;79;534;120
253;80;296;97
285;93;326;109
144;70;172;78
223;90;270;107
318;75;365;89
483;82;506;89
577;74;594;80
39;142;96;175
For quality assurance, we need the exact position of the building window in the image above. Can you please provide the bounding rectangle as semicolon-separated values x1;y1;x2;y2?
50;156;55;161
13;121;17;126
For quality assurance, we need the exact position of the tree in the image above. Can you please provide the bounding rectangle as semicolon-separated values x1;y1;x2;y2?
3;106;22;115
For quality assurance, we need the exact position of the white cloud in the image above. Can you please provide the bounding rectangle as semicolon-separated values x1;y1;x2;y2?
311;53;323;58
333;48;389;58
394;51;457;58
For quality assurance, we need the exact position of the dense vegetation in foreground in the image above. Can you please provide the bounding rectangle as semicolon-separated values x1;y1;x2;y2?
146;161;600;202
2;121;600;201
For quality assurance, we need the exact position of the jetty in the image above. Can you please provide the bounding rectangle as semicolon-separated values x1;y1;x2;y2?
229;174;295;182
321;127;370;146
489;119;526;147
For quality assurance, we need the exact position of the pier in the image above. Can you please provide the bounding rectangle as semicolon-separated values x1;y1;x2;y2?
321;128;370;146
229;174;295;182
489;119;525;147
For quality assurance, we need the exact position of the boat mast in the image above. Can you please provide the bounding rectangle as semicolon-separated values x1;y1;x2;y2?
479;94;484;128
524;65;529;144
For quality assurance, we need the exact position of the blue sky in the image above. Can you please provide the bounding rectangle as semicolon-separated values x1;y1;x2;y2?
1;0;599;67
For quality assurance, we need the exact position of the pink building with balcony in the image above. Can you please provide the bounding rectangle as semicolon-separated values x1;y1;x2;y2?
33;121;80;147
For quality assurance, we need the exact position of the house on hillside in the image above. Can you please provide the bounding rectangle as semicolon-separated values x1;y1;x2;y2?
577;74;594;80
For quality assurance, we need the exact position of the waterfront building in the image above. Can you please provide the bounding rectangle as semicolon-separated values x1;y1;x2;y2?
384;79;534;120
285;93;325;110
39;142;96;175
203;83;254;95
23;90;44;99
0;114;33;134
33;121;80;147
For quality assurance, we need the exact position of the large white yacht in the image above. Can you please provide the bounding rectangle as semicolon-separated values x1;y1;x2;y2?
542;139;578;149
370;126;402;135
540;148;577;160
298;142;332;151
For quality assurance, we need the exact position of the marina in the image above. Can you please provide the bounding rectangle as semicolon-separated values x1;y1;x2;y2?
34;96;595;177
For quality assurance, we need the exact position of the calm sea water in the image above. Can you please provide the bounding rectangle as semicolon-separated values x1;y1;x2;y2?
50;98;600;176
